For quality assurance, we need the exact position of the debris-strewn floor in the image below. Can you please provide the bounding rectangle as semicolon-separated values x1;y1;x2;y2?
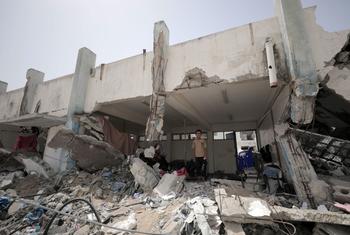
1;146;350;235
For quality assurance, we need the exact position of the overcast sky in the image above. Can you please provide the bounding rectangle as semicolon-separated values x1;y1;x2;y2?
1;0;349;91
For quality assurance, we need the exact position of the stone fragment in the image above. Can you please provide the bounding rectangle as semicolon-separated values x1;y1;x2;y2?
130;158;159;191
48;127;124;172
14;154;54;179
153;173;185;197
0;172;15;189
73;225;90;235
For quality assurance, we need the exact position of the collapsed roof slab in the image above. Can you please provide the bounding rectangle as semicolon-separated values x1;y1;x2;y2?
0;113;66;128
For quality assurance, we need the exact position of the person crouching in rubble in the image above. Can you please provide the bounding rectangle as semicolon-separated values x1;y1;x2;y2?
192;129;207;179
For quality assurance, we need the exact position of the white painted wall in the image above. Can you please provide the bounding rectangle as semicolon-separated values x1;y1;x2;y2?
32;74;73;117
0;88;23;120
0;7;348;127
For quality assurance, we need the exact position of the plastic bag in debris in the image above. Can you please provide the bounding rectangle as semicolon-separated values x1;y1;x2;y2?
24;208;46;225
111;182;126;192
0;196;11;211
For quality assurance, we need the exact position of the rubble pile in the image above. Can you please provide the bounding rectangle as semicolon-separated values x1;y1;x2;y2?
0;118;350;234
0;160;141;234
0;150;350;234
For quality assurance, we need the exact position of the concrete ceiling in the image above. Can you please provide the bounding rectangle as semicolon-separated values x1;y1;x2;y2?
97;78;279;130
172;79;278;125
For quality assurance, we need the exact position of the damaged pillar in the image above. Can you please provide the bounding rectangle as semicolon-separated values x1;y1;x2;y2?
275;0;319;124
0;81;8;94
145;21;169;141
66;47;96;133
43;48;96;172
19;69;44;115
276;124;331;208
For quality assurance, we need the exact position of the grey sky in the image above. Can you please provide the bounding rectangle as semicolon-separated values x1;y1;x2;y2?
1;0;349;91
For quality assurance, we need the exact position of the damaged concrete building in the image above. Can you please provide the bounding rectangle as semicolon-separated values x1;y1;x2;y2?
0;0;350;234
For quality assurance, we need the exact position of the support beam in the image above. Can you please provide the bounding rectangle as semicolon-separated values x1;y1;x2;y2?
19;69;44;115
145;21;169;141
167;94;211;130
275;0;318;124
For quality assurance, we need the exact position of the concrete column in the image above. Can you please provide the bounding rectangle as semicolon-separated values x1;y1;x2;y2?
166;132;172;162
0;81;7;94
43;47;96;173
19;69;44;115
207;130;215;174
275;0;318;124
66;47;96;133
145;21;169;141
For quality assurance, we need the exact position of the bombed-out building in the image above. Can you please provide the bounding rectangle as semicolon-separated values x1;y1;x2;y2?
0;0;350;233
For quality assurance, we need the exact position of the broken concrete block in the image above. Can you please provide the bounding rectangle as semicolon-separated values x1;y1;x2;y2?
8;201;25;216
102;212;137;234
175;67;224;90
14;154;54;179
48;127;124;172
0;172;15;189
313;224;350;235
215;188;272;224
309;179;332;205
224;222;246;235
0;149;24;173
184;196;222;235
153;173;185;197
73;225;90;235
130;158;159;191
216;188;350;226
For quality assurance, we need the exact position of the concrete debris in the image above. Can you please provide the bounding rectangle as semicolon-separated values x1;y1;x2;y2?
277;129;332;207
1;130;350;235
130;158;160;191
177;196;222;235
215;188;273;224
0;149;24;173
48;127;124;172
175;67;224;90
153;173;185;198
144;146;155;159
293;128;350;174
79;115;104;141
14;154;54;178
273;205;350;225
102;212;137;234
0;163;349;235
313;223;350;235
216;188;350;226
0;172;15;189
224;222;246;235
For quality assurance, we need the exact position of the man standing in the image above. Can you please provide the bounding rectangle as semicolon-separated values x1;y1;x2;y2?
192;129;207;178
